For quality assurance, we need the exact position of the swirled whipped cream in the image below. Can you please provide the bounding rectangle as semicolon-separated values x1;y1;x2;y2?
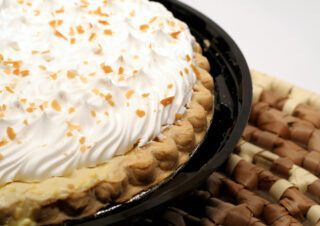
0;0;198;185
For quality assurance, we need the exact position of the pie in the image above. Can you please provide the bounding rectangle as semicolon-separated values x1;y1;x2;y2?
0;0;214;225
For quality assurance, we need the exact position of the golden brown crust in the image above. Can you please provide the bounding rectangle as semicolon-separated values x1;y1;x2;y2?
0;46;214;226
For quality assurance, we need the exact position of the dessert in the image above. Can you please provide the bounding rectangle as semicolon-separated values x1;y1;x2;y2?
0;0;214;225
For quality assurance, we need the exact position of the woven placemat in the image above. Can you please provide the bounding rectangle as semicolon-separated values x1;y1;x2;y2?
125;71;320;226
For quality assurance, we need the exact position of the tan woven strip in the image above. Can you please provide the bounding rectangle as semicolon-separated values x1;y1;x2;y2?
251;70;320;110
307;205;320;225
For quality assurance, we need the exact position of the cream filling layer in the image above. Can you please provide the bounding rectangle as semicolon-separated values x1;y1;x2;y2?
0;0;198;185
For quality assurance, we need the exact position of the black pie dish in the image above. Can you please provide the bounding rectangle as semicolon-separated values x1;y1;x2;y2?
65;0;252;225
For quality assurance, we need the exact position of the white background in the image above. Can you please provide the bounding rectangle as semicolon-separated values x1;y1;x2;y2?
182;0;320;93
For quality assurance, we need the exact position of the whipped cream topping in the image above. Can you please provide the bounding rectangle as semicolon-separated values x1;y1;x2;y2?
0;0;198;185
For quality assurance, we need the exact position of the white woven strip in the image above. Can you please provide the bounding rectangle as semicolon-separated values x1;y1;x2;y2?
227;154;242;175
253;84;263;104
238;141;264;163
307;205;320;225
270;179;294;201
282;99;300;115
289;165;318;193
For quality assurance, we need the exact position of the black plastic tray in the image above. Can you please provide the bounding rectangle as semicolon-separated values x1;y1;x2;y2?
66;0;252;225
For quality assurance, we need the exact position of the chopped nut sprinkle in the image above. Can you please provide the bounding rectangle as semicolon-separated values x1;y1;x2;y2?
167;83;173;89
160;96;175;106
136;109;146;118
7;127;16;140
125;89;134;99
91;110;96;117
51;99;61;112
0;153;4;160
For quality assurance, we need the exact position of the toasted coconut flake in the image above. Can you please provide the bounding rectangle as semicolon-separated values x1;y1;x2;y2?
98;20;109;25
68;107;75;114
70;38;76;45
136;109;146;118
5;86;14;93
160;96;175;106
118;66;124;74
149;16;158;24
190;64;201;78
186;54;191;62
170;31;181;39
55;7;65;14
140;24;149;31
89;33;96;41
7;127;16;140
125;90;135;99
103;29;113;36
54;30;67;41
175;113;183;120
142;93;150;98
0;138;8;147
77;25;85;34
105;94;115;106
66;131;73;137
67;70;77;79
51;99;61;112
79;136;86;144
50;73;57;80
101;64;113;74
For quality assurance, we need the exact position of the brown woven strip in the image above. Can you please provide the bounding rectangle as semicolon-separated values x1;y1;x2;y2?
226;156;317;219
243;125;320;177
207;172;302;226
257;90;320;129
250;102;320;152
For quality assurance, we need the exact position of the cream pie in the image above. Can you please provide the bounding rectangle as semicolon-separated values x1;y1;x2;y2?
0;0;214;225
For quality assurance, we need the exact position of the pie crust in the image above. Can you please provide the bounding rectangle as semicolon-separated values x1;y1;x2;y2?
0;44;214;226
